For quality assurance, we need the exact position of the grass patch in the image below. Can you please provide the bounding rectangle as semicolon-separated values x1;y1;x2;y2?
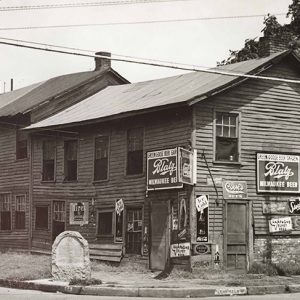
69;278;102;286
0;251;51;281
249;261;300;276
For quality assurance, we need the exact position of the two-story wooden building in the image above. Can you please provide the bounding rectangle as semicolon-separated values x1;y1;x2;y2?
0;53;128;250
26;48;300;272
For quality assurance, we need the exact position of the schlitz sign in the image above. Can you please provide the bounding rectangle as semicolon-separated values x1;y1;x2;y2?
147;148;183;190
289;198;300;215
257;153;300;193
222;181;248;199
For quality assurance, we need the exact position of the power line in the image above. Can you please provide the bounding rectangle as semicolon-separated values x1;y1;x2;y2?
0;13;286;31
0;37;300;85
0;0;196;11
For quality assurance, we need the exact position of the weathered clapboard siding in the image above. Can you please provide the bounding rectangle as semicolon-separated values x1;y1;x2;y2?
194;55;300;237
31;107;192;250
0;125;30;249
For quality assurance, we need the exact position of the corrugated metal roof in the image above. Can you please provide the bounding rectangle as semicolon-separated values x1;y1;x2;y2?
0;68;127;117
26;51;288;130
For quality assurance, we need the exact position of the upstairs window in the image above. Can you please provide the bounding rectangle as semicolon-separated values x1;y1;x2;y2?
215;112;239;162
15;195;26;230
94;136;109;181
64;140;78;181
127;128;144;175
16;129;28;160
43;141;56;181
0;193;11;230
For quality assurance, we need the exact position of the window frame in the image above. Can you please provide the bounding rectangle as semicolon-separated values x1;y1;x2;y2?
15;194;26;230
213;110;241;164
0;193;12;231
126;127;144;176
42;140;56;182
97;209;114;237
94;135;110;182
16;129;28;160
64;139;78;182
35;205;49;230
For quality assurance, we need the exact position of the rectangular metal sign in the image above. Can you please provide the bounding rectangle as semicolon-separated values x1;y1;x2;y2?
196;195;209;242
147;148;182;190
257;153;300;193
69;202;89;225
222;181;248;199
269;216;293;233
178;148;197;185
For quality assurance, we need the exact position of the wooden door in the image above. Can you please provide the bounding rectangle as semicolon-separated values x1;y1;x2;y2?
150;201;170;271
126;208;142;254
52;201;65;242
225;201;248;270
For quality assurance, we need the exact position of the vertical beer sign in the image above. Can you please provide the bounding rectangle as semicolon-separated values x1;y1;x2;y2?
257;153;300;193
147;148;183;190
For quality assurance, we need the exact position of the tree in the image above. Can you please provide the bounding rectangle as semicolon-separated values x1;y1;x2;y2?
217;1;300;66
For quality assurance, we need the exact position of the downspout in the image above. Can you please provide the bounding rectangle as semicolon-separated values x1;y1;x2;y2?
28;132;33;251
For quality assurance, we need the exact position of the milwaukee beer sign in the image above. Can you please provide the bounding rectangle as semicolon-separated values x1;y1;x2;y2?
147;148;182;190
257;153;300;193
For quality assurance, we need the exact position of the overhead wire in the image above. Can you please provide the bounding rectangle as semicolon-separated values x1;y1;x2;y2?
0;13;287;31
0;0;199;11
0;37;300;85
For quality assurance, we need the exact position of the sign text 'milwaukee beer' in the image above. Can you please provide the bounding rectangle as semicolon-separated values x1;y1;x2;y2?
257;153;300;193
147;148;183;190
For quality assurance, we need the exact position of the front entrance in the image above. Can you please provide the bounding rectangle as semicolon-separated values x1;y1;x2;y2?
126;208;142;254
150;201;170;270
52;201;65;242
224;200;249;271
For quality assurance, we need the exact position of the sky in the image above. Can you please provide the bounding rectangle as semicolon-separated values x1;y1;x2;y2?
0;0;294;91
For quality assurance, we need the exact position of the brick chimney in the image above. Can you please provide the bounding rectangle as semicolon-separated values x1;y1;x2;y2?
94;51;111;71
258;31;297;57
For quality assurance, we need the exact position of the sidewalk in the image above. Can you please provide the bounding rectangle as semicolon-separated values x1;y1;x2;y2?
1;267;300;298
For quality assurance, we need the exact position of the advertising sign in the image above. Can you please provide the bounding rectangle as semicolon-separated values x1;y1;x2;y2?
196;195;209;242
269;216;293;233
289;198;300;215
170;242;191;258
69;202;89;225
257;153;300;193
192;243;210;255
147;148;182;190
222;181;248;199
178;148;197;185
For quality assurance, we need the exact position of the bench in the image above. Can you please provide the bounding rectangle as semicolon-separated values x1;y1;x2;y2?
89;243;123;262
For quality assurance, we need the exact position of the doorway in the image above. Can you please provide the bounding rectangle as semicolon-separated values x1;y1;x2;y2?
150;201;170;270
52;201;65;242
126;207;143;254
224;200;249;270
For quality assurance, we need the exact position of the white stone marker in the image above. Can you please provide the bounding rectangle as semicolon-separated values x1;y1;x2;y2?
52;231;91;281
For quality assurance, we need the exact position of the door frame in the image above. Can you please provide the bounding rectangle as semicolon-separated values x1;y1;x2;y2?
51;200;66;242
149;200;171;270
223;199;252;271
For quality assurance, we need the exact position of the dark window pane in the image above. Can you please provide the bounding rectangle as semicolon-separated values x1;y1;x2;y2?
0;212;11;230
64;140;77;181
230;126;237;138
43;141;55;181
223;115;229;125
43;160;54;181
216;125;222;136
223;126;229;137
94;137;109;180
15;211;25;229
98;212;112;235
216;137;238;161
127;150;143;175
16;130;28;159
35;206;48;229
216;113;222;125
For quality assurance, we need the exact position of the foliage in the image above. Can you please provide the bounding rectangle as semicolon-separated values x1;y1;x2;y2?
248;262;278;276
249;261;300;276
69;278;102;286
218;1;300;66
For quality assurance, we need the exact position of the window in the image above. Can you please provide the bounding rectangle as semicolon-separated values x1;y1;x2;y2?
16;130;28;159
43;141;55;181
94;136;109;181
0;194;11;230
35;206;48;229
215;112;239;162
53;201;65;222
15;195;26;229
64;140;78;181
127;128;144;175
98;211;113;235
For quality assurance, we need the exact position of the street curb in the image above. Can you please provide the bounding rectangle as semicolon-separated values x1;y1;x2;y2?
0;279;300;297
